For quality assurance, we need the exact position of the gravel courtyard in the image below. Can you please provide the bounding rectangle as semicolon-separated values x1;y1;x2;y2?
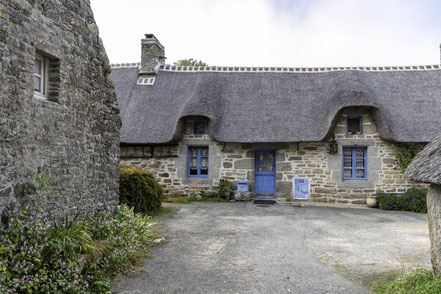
112;202;430;294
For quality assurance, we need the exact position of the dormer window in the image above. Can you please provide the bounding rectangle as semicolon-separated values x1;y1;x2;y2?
347;116;362;134
33;53;49;97
194;121;205;135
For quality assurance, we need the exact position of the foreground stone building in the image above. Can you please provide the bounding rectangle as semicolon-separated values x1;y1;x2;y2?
0;0;121;217
406;136;441;274
113;34;440;204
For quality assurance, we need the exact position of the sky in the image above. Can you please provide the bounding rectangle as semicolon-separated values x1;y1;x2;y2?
89;0;441;67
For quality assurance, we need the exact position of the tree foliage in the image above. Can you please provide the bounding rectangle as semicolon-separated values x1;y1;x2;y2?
174;58;208;66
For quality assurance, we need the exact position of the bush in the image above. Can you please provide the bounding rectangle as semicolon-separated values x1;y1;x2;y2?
216;179;232;198
0;205;158;293
377;188;427;213
377;193;400;210
374;268;441;293
400;188;427;213
120;165;163;213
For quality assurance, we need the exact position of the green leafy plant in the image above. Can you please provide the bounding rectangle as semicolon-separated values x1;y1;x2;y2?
394;143;425;172
48;214;101;261
120;165;163;213
217;179;232;199
374;268;441;293
377;188;427;213
0;205;159;293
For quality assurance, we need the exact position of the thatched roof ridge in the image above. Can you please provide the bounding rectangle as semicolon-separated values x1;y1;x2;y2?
405;135;441;185
111;66;441;144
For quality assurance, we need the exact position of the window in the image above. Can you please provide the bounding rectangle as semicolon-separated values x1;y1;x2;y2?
33;53;49;97
347;116;362;134
343;147;367;181
188;146;209;178
33;51;60;103
194;121;205;135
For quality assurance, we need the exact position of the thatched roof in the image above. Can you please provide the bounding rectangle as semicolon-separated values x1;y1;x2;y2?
405;135;441;185
111;64;441;144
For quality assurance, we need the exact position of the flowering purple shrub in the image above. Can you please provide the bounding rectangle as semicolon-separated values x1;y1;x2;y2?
0;205;157;293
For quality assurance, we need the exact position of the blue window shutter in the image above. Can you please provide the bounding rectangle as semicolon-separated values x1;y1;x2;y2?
188;146;209;178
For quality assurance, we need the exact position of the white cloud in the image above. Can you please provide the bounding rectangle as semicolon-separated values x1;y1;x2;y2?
90;0;441;67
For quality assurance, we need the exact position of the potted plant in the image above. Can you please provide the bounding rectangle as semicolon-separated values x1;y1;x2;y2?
217;179;232;200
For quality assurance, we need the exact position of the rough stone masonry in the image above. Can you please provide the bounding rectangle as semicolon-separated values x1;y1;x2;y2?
0;0;121;218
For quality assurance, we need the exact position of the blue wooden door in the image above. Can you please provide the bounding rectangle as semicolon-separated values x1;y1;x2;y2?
255;150;276;199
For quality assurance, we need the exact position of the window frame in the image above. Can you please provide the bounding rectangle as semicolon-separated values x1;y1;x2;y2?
188;146;209;178
33;53;49;98
346;116;362;135
193;121;205;135
342;147;367;181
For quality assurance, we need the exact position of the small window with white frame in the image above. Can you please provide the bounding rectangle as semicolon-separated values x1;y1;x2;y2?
33;53;49;98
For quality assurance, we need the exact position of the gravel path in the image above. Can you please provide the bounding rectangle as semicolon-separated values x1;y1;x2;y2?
112;202;430;294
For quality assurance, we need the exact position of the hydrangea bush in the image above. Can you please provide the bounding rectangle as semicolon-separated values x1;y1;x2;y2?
0;205;158;293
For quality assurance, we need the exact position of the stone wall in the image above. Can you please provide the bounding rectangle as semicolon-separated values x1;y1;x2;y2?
122;109;426;204
0;0;121;217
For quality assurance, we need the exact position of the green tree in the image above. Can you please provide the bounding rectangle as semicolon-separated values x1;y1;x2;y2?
174;58;208;66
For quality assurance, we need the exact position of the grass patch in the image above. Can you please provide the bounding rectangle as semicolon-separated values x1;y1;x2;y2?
373;268;441;294
146;205;180;222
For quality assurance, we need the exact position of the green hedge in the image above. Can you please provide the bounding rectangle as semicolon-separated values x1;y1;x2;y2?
377;188;427;213
120;165;163;213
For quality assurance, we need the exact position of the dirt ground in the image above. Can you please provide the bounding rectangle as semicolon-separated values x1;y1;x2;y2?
112;202;430;294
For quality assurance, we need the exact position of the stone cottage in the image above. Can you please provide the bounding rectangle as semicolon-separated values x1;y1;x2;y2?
0;0;121;217
405;135;441;274
112;34;441;204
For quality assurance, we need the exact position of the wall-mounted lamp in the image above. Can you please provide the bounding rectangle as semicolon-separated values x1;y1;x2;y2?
329;136;338;154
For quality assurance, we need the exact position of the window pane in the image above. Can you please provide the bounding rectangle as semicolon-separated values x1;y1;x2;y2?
200;167;208;175
266;152;274;162
343;148;352;157
356;148;364;157
34;76;41;92
356;169;365;178
190;167;198;175
200;147;208;157
343;157;352;168
257;162;265;172
190;148;198;157
344;169;352;178
347;117;361;134
266;163;274;172
190;157;198;167
194;121;205;134
34;59;42;75
355;158;364;168
257;153;265;161
200;157;208;166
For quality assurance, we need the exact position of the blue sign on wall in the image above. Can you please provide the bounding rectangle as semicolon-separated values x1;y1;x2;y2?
294;178;310;200
237;179;249;192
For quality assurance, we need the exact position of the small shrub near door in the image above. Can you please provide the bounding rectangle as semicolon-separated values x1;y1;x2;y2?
120;165;163;213
377;188;427;213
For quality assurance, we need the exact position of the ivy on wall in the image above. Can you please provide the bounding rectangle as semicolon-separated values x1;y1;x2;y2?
394;143;426;172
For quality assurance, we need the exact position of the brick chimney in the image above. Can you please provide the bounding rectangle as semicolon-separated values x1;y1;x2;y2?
140;34;166;76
